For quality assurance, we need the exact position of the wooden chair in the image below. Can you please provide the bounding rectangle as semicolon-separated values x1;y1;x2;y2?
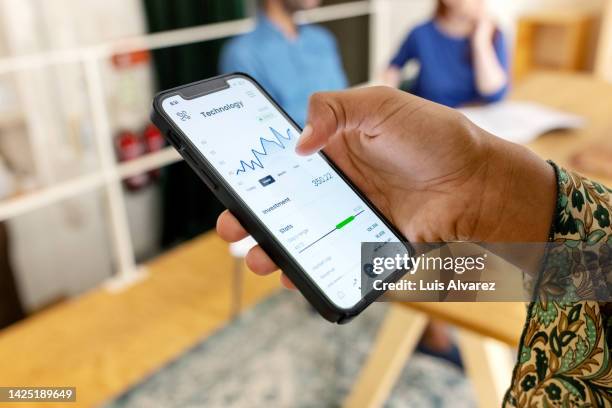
513;9;596;80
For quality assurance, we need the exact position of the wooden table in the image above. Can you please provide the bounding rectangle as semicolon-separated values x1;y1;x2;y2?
344;72;612;408
0;232;280;408
518;72;612;187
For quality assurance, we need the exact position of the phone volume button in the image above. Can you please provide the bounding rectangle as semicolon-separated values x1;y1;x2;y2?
166;130;185;152
197;166;218;190
184;150;218;190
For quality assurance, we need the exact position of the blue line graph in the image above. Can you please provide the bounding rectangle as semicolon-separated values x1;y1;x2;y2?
235;127;294;175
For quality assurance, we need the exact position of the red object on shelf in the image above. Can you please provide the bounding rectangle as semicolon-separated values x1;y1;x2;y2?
111;50;150;69
116;130;149;191
142;124;165;179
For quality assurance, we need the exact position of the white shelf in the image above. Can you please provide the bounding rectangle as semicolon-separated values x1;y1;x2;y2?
117;146;181;180
0;146;182;221
0;172;105;221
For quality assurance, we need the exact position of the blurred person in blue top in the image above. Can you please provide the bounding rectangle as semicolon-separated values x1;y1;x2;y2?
384;0;509;107
220;0;348;127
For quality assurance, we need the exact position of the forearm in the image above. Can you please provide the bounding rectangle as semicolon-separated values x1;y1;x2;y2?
473;131;611;285
471;39;507;97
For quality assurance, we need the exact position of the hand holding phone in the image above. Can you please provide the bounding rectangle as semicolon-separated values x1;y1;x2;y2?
218;85;558;285
152;74;410;322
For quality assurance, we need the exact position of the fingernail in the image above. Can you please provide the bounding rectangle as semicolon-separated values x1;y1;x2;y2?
296;124;313;152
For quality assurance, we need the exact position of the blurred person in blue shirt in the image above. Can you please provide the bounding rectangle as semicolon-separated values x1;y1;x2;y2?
384;0;509;108
219;0;348;127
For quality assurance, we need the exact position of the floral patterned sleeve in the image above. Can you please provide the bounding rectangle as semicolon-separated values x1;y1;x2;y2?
504;164;612;407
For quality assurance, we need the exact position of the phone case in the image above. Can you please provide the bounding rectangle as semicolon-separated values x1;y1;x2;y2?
151;73;410;324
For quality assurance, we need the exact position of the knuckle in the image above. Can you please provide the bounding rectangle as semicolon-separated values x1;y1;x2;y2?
308;92;326;108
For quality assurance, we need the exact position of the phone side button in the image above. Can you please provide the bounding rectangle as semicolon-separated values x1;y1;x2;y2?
166;130;185;152
198;169;218;190
184;151;218;190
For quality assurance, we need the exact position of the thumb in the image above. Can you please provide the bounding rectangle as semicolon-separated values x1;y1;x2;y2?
295;86;404;155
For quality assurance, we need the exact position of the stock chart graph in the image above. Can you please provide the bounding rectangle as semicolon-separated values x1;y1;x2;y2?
235;127;295;175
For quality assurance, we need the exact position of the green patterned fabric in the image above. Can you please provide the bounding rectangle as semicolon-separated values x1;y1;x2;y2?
505;164;612;407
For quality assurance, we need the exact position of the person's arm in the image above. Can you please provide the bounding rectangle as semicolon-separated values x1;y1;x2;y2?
384;31;417;88
505;164;612;407
540;164;612;296
471;19;509;102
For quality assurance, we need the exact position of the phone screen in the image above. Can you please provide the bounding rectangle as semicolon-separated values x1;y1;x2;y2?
161;76;403;309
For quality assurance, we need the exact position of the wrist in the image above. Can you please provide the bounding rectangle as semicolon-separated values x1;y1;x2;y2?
473;136;557;242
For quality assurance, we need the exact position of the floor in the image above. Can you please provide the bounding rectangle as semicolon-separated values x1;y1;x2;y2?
0;232;280;408
103;291;474;408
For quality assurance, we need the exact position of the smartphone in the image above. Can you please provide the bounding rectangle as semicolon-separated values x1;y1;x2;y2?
151;73;410;323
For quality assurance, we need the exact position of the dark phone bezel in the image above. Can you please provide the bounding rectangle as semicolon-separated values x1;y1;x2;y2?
151;72;412;323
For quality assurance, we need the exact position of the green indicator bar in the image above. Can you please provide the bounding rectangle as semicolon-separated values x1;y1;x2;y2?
336;215;355;230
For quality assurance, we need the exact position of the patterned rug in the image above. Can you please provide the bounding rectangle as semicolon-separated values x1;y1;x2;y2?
104;292;476;407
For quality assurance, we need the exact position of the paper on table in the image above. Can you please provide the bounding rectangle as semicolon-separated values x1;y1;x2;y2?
459;101;586;144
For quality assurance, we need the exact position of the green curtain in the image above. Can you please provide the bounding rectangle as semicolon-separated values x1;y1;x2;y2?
142;0;246;247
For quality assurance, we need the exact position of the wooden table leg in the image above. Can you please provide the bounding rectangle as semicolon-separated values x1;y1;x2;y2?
343;304;428;408
456;330;514;408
